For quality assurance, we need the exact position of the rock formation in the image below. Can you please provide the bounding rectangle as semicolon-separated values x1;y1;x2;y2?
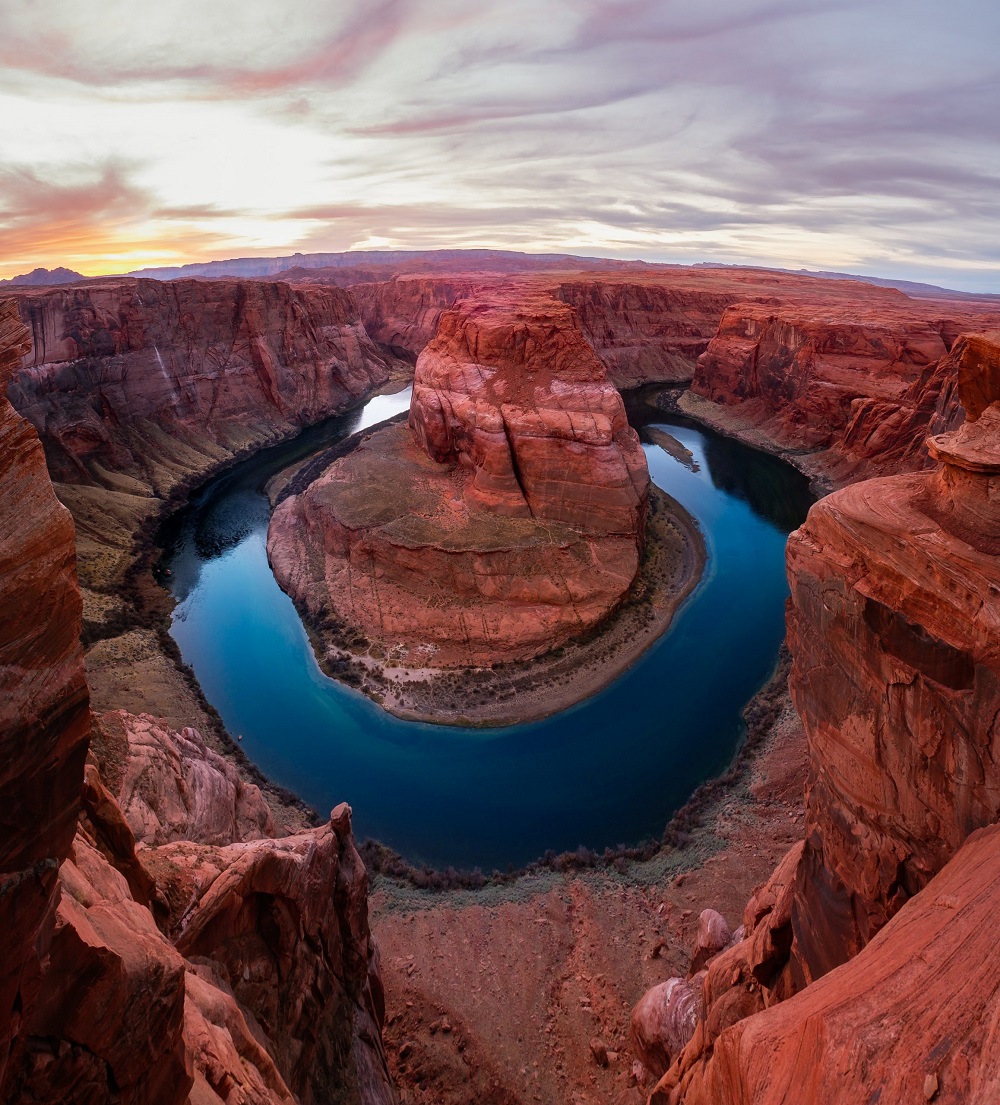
643;331;1000;1102
92;711;275;846
0;299;91;1092
689;301;1000;484
351;276;471;361
7;278;401;587
145;803;390;1105
351;267;944;392
0;298;396;1104
268;288;650;668
653;823;1000;1105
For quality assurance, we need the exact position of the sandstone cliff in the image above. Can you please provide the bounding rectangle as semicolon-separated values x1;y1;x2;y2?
268;287;650;669
554;278;737;387
351;276;471;361
350;267;929;392
656;823;1000;1105
643;332;1000;1103
7;278;402;588
0;299;92;1093
688;300;1000;485
0;298;396;1104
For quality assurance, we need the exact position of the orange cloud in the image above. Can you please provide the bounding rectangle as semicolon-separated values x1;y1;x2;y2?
0;161;260;277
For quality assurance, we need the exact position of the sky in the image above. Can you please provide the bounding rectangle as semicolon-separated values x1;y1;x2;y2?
0;0;998;290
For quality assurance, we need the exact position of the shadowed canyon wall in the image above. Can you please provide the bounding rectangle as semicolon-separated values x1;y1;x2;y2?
0;298;397;1105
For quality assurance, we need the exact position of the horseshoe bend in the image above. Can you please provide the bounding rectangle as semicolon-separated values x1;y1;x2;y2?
4;252;1000;1105
266;284;705;724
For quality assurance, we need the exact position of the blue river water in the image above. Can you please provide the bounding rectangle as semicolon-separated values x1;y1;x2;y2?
159;388;813;870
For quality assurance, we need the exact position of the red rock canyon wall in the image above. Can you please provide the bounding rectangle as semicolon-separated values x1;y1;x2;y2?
647;332;1000;1103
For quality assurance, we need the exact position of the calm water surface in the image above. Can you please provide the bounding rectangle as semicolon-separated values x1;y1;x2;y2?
159;388;813;870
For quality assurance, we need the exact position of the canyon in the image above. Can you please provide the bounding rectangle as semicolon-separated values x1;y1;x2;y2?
0;295;397;1105
639;331;1000;1104
3;254;1000;1105
266;283;701;724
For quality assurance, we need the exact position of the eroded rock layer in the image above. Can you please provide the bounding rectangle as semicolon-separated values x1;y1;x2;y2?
690;302;1000;484
647;332;1000;1103
0;299;91;1092
7;278;399;587
1;296;396;1104
269;289;650;667
657;823;1000;1105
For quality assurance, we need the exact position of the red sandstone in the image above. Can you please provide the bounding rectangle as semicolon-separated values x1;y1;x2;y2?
645;332;1000;1103
268;286;650;668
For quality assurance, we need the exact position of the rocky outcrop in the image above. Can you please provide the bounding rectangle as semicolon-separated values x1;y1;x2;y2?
268;288;650;668
630;977;705;1082
654;823;1000;1105
690;303;1000;484
92;711;275;846
10;768;394;1105
0;299;91;1093
352;268;921;392
782;339;1000;979
144;803;393;1105
10;828;192;1105
7;278;401;586
647;332;1000;1102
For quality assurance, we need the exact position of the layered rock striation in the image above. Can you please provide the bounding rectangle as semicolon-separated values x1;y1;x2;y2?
7;277;401;587
268;289;650;669
656;823;1000;1105
688;301;1000;485
0;299;92;1092
0;297;396;1105
644;332;1000;1103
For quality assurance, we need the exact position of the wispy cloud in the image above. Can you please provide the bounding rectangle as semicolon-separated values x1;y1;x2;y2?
0;0;996;289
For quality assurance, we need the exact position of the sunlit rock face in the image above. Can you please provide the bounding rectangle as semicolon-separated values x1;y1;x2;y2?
648;333;1000;1104
691;300;1000;482
268;287;650;668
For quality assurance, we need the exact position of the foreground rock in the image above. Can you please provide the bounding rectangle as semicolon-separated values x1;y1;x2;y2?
654;823;1000;1105
0;296;396;1104
0;299;92;1092
146;803;394;1105
92;710;275;846
646;332;1000;1102
269;288;650;670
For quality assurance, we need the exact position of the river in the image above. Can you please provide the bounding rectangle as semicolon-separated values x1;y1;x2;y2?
158;386;813;870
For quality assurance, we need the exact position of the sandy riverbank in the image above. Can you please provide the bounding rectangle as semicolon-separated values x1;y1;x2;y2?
369;652;807;1105
659;388;837;496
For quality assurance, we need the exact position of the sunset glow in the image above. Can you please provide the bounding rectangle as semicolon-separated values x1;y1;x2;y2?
1;0;998;289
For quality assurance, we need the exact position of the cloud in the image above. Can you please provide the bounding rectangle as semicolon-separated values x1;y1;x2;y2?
0;0;414;94
0;0;997;289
